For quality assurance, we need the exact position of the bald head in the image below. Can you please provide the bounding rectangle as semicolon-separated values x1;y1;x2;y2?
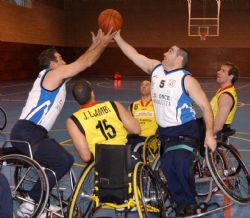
140;80;151;97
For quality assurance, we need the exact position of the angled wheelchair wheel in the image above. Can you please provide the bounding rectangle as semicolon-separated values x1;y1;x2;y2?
133;162;165;218
142;135;160;165
206;142;250;204
0;154;49;217
0;107;7;131
195;151;224;199
68;162;96;218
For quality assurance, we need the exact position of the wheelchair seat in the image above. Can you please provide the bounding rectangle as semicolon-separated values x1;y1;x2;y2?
220;128;236;137
95;144;132;204
217;127;236;143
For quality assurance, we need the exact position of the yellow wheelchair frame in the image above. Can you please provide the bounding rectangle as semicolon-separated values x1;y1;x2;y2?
68;144;166;218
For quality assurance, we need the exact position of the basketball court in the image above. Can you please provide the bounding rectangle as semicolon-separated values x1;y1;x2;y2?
1;75;250;217
0;0;250;217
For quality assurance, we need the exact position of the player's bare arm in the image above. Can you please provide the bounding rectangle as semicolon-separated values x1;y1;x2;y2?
66;118;92;163
114;101;141;135
185;75;217;152
114;31;160;74
44;29;116;90
214;93;233;134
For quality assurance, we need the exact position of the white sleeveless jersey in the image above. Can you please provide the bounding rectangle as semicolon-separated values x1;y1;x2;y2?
151;64;196;127
20;69;66;131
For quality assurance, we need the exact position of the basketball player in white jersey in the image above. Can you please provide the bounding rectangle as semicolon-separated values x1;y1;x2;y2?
10;29;116;217
114;31;216;216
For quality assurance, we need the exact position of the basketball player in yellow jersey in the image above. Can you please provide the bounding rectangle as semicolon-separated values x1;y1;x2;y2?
127;80;158;147
67;80;140;163
210;62;239;138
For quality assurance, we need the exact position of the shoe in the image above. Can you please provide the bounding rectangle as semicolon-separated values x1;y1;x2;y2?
130;207;137;212
17;196;35;218
39;204;61;218
185;204;199;216
175;204;186;217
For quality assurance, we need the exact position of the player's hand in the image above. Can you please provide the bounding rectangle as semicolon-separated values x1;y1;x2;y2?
114;30;121;41
100;28;117;45
204;135;217;152
89;29;102;50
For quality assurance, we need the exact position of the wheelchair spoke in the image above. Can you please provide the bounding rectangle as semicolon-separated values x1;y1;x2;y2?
206;142;250;204
0;154;49;218
68;162;96;218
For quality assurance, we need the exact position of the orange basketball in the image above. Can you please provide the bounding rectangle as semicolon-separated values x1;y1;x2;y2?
98;9;123;33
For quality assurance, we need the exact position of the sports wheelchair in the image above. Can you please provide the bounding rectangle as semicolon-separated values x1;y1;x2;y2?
67;144;167;218
0;140;77;218
138;131;250;217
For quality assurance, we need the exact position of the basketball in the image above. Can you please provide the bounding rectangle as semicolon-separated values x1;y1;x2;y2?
98;9;123;33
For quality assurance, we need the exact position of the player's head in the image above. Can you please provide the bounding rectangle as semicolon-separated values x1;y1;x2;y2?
140;80;151;97
223;62;239;85
176;47;189;67
162;45;189;70
72;80;94;105
38;48;65;70
217;63;239;85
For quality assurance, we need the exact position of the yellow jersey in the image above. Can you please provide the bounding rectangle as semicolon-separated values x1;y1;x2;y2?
71;101;128;155
129;99;158;137
210;85;237;125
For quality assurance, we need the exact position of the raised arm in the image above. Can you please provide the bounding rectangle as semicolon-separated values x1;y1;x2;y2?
114;101;141;135
184;76;217;152
44;29;116;90
114;31;160;74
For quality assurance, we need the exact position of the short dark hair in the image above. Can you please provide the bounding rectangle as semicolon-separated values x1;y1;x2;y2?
72;80;93;105
38;48;58;70
223;62;239;85
177;48;189;67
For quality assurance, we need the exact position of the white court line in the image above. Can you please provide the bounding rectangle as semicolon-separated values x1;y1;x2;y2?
231;136;250;143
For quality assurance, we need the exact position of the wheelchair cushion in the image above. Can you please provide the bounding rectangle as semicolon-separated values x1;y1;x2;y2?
95;144;132;204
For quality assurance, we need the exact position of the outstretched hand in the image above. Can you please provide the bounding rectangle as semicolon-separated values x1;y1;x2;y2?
90;28;116;49
114;30;121;41
91;29;102;44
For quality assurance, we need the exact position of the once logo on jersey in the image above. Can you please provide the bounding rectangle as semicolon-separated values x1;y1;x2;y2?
168;79;176;87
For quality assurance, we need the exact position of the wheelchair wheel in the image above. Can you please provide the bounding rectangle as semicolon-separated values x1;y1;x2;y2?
48;167;77;213
206;142;250;204
195;151;224;198
133;162;165;218
0;106;7;131
68;162;96;218
151;155;167;187
0;154;49;217
142;135;160;165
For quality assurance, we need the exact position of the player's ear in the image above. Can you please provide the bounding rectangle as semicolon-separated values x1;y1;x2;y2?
49;60;57;69
229;74;234;82
91;91;95;100
176;55;183;65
